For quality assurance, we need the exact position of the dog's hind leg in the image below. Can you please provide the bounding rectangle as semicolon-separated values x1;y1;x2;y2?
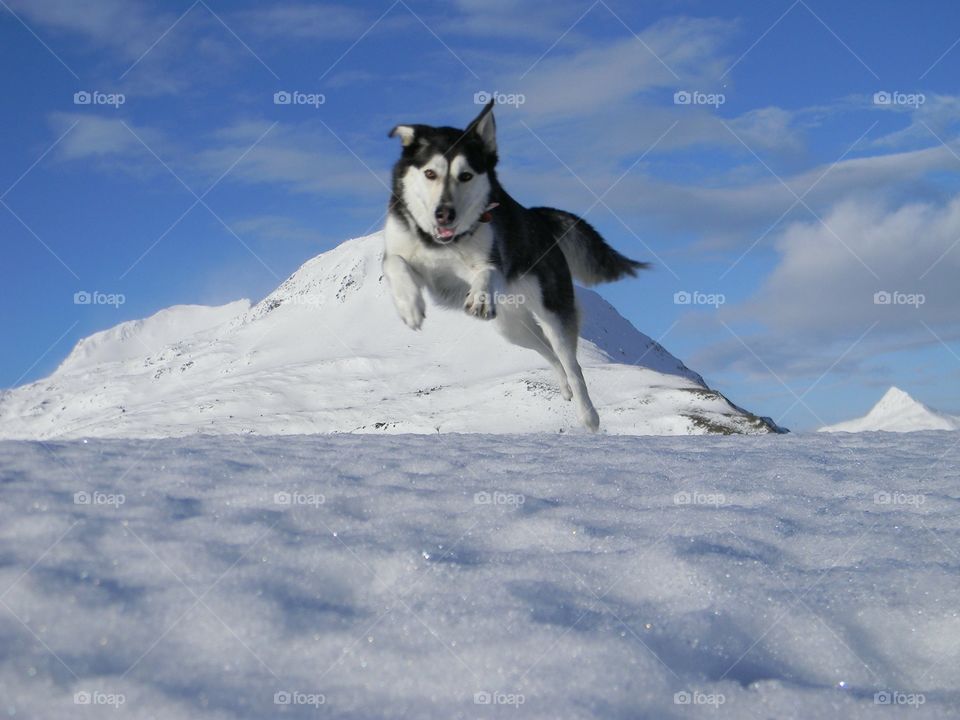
534;311;599;431
496;311;572;400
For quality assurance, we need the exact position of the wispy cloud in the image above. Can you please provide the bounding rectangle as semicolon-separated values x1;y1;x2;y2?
737;195;960;336
509;17;736;120
231;214;325;244
691;194;960;383
50;112;167;165
4;0;174;58
195;120;388;198
233;3;373;40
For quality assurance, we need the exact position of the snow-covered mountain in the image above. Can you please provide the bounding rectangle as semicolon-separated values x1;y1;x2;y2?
820;386;960;433
0;233;782;439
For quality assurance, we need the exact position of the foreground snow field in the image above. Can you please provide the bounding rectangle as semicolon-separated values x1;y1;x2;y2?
1;433;957;718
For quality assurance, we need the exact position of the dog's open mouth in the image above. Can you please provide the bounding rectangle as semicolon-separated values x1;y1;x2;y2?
433;226;457;241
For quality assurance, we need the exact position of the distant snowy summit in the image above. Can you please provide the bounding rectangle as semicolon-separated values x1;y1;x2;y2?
820;387;959;433
0;233;784;439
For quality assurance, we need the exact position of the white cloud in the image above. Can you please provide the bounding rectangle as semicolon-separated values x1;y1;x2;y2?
438;0;591;41
871;93;960;150
738;196;960;337
51;112;165;162
513;17;736;120
231;215;324;244
689;196;960;383
234;4;371;40
726;106;805;153
4;0;169;56
499;123;960;253
7;0;276;96
46;114;388;201
195;121;388;199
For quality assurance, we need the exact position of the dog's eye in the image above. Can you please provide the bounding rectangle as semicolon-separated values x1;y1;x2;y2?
458;172;473;182
424;169;437;180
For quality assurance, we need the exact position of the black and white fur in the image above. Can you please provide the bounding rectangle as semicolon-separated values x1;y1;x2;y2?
383;100;647;431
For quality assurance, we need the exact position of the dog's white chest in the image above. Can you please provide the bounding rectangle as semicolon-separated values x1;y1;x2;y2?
384;214;494;283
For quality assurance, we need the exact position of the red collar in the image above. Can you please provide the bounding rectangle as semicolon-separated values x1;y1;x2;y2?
479;202;499;223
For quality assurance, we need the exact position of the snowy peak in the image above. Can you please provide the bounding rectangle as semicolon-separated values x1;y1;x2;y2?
820;386;959;433
243;235;374;323
0;233;780;439
872;386;924;414
59;300;250;373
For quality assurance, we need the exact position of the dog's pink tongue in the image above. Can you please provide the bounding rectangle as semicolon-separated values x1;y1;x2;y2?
437;227;455;238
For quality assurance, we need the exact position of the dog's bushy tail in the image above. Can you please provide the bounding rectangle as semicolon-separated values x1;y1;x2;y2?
531;207;649;285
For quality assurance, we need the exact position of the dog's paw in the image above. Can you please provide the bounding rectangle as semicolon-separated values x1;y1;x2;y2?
580;406;600;432
464;288;496;320
395;291;425;330
559;380;573;401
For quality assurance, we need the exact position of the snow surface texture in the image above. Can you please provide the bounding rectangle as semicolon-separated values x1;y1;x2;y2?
1;433;957;718
820;387;960;433
0;234;777;439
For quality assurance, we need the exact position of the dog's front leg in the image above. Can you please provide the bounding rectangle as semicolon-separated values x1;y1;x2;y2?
383;254;426;330
464;266;498;320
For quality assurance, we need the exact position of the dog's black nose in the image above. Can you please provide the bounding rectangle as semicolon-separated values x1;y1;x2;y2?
434;205;456;226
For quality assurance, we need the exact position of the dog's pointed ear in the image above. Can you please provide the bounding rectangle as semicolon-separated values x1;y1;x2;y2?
467;98;496;153
388;125;416;147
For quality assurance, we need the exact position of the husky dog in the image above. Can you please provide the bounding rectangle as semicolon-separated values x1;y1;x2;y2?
382;100;647;431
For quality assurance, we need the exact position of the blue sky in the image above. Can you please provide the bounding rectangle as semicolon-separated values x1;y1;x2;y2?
1;0;959;431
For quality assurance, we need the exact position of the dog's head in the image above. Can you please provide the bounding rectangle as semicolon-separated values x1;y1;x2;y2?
389;99;498;243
